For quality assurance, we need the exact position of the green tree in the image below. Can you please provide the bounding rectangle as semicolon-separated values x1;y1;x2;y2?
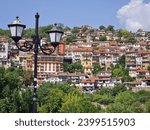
112;65;129;78
112;60;135;82
4;71;21;90
38;83;78;113
39;82;76;94
92;63;102;74
107;102;127;113
129;102;144;113
1;85;11;98
145;100;150;113
64;61;84;73
95;84;126;97
97;95;114;105
65;35;77;44
107;25;114;32
24;28;35;38
95;87;113;95
60;90;101;113
122;75;135;82
19;88;32;112
0;98;11;113
0;67;5;93
125;37;137;43
24;24;53;38
63;62;70;72
0;28;10;36
117;29;131;38
99;25;106;30
22;70;33;87
111;84;127;96
0;67;5;77
0;66;33;112
0;85;33;113
115;91;136;106
118;55;125;67
99;36;107;41
71;27;80;34
38;88;65;113
112;67;124;77
107;91;137;112
136;90;150;103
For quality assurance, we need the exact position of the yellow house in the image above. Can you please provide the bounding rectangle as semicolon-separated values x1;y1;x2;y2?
81;53;93;75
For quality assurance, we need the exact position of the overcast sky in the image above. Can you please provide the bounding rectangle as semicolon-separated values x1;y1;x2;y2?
0;0;150;32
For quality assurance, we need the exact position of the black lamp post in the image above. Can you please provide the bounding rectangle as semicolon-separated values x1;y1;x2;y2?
8;12;63;113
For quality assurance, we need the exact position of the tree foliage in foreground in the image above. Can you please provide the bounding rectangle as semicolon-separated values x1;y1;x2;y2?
37;83;101;113
0;67;33;112
0;67;150;113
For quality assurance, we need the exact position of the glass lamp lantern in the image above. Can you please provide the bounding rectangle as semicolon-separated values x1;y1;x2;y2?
8;16;26;43
47;24;64;48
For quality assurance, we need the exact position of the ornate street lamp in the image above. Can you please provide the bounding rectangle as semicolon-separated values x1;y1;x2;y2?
8;16;26;43
47;23;63;48
8;12;64;113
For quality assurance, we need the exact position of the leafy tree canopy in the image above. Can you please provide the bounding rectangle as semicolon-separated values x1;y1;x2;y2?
71;27;80;34
117;29;131;38
107;25;114;32
99;36;107;41
92;63;102;75
63;61;84;73
99;25;106;30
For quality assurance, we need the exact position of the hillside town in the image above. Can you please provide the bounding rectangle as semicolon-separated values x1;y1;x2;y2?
1;25;150;92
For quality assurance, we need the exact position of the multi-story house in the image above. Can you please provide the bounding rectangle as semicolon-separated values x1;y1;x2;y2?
99;41;110;47
95;71;122;88
70;47;93;63
135;29;148;41
81;53;93;75
68;46;93;75
18;51;29;68
0;36;10;68
63;30;72;37
44;72;86;87
92;50;100;64
24;53;64;84
99;47;120;70
79;75;122;93
97;29;106;36
124;78;150;92
125;50;137;77
95;77;122;88
126;48;150;77
75;42;93;48
136;69;150;78
106;31;113;41
80;77;97;92
136;41;150;49
140;50;150;70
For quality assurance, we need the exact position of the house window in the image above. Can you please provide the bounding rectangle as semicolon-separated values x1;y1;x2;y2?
45;64;47;71
53;64;56;71
40;66;44;72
